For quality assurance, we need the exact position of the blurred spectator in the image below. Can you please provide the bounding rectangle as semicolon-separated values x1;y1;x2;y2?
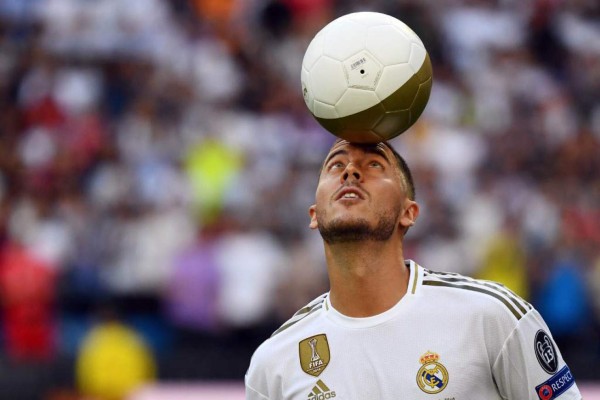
100;204;195;294
476;225;529;300
0;241;57;360
184;138;243;223
164;222;222;333
75;309;156;400
215;219;287;329
535;254;591;338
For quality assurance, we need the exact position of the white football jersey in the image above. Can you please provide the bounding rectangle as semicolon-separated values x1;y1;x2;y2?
246;260;581;400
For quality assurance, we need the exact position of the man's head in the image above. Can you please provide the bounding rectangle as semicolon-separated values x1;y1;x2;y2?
309;139;419;244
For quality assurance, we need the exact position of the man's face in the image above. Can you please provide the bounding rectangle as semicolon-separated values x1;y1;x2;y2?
309;141;416;244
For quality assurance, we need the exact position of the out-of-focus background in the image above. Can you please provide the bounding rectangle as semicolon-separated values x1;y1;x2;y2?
0;0;598;399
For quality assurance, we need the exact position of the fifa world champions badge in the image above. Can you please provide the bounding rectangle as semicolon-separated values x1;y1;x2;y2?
416;351;449;394
299;334;331;377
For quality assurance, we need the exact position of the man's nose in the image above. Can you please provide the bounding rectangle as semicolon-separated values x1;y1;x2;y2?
341;163;361;183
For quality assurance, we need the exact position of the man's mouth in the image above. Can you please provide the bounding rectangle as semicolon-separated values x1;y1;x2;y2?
335;187;366;201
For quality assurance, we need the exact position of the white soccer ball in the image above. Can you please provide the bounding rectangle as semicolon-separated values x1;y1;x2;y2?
301;12;433;143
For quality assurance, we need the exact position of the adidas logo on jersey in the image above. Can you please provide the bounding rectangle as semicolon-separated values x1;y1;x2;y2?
308;380;336;399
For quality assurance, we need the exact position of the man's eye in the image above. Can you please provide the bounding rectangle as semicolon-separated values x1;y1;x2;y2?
369;161;383;168
330;161;344;169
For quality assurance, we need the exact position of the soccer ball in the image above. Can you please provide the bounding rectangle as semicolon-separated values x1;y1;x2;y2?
301;12;433;143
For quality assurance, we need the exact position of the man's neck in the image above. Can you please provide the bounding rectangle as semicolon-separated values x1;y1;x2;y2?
324;240;409;318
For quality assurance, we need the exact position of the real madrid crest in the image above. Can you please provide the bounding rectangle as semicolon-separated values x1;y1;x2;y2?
416;351;449;394
299;334;330;377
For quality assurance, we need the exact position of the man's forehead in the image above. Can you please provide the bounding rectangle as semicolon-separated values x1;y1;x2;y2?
326;140;392;156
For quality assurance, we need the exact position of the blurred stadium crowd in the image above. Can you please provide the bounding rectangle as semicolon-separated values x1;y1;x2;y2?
0;0;599;398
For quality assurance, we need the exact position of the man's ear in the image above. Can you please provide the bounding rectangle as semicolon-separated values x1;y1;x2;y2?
399;200;419;231
308;205;318;229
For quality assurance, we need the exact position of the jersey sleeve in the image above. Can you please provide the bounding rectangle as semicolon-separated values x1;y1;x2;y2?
492;309;582;400
246;380;270;400
245;343;275;400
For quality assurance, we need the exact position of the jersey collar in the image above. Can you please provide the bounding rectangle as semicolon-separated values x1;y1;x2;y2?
323;260;423;328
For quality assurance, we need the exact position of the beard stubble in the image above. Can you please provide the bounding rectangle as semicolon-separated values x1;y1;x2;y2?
317;208;399;244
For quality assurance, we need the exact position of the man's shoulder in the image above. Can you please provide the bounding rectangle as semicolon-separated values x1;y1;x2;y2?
420;268;533;322
249;293;327;366
270;293;328;338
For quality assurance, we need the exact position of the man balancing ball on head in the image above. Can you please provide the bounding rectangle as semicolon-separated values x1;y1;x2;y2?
245;139;582;400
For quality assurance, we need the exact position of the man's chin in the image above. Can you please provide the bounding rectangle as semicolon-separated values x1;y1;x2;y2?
317;217;395;244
